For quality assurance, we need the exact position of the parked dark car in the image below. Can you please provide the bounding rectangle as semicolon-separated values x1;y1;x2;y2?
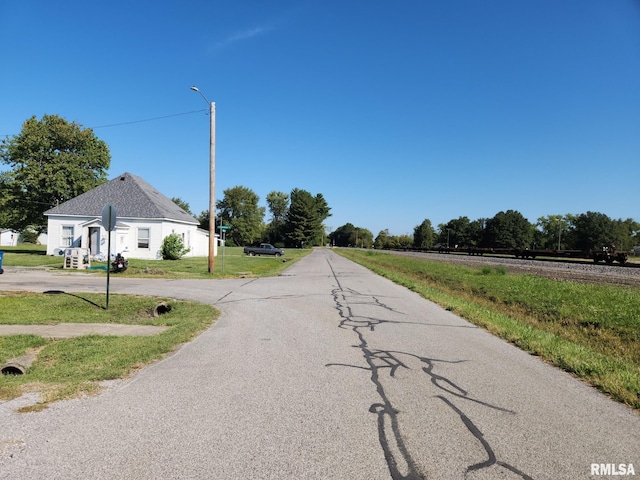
243;244;285;257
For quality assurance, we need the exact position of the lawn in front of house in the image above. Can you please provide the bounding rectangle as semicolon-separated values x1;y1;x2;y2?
0;245;311;278
0;291;219;411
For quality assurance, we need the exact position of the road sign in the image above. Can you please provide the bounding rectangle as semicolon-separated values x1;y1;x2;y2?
217;225;231;231
101;204;117;231
101;204;117;310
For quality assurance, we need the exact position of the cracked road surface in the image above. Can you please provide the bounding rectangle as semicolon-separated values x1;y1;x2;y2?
1;249;638;479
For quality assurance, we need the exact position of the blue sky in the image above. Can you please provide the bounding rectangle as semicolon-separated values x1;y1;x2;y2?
1;1;638;236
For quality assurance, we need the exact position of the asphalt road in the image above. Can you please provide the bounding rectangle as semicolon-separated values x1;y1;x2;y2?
1;249;638;479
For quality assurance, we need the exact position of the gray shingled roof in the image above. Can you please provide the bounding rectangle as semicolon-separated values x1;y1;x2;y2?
44;172;199;224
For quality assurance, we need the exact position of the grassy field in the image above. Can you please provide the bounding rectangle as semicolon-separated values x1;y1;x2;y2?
0;244;62;267
0;292;218;411
335;248;640;411
0;245;311;278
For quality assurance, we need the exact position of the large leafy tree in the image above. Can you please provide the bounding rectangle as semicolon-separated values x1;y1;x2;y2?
330;223;372;247
482;210;533;248
535;214;575;250
612;218;640;251
437;216;483;248
568;211;617;252
413;218;435;248
196;210;221;232
0;171;20;229
353;227;373;248
374;229;392;249
285;189;331;247
0;114;110;233
216;185;265;246
264;191;289;245
373;229;411;249
330;223;356;247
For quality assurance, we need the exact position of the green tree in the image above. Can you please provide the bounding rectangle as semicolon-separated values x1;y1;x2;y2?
374;229;392;249
331;223;373;248
468;218;486;246
265;191;289;245
568;211;618;252
314;193;331;224
285;189;331;247
0;172;19;228
395;234;414;249
0;114;110;233
216;186;265;246
535;214;573;249
611;218;640;251
354;228;373;248
330;223;356;247
436;216;483;248
413;218;435;248
482;210;533;248
171;197;193;216
373;230;411;249
197;210;221;232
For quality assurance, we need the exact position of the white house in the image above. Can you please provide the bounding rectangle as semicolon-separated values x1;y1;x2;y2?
44;172;216;260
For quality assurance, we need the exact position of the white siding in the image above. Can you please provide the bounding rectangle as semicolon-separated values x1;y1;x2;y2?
46;216;215;259
46;217;87;255
0;230;19;246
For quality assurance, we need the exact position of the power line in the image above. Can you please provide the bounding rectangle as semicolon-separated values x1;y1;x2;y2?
0;108;208;137
91;109;207;129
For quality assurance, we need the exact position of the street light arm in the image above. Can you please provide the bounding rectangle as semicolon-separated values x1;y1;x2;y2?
190;86;211;105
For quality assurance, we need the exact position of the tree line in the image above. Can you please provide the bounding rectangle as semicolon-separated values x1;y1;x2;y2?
181;186;331;248
330;210;640;253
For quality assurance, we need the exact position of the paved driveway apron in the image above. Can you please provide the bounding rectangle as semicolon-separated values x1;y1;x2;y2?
0;249;638;479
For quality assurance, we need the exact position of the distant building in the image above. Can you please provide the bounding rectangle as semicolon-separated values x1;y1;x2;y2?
44;172;215;259
0;229;19;247
0;229;47;246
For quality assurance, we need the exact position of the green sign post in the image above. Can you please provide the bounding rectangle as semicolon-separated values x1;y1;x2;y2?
101;204;117;309
217;225;231;274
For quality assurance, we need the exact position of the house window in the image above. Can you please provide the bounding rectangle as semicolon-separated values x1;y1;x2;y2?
137;228;150;249
62;226;74;247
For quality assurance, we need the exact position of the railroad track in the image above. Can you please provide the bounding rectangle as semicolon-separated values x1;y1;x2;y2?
381;249;640;286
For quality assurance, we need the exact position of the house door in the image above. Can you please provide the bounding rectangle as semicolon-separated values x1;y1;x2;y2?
89;227;100;256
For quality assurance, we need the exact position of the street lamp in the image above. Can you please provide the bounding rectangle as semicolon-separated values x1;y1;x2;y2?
190;86;216;273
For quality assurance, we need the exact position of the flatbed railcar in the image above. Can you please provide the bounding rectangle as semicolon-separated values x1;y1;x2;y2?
415;245;630;265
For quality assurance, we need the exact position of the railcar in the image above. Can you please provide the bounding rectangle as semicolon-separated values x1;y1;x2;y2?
431;245;628;264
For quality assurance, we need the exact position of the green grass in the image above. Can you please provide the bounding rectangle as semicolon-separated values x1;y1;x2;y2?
0;292;219;411
118;247;310;278
0;245;309;410
0;245;311;278
336;249;640;410
0;244;62;267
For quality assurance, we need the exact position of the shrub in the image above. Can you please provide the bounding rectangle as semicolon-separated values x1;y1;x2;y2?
161;233;190;260
20;229;40;244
